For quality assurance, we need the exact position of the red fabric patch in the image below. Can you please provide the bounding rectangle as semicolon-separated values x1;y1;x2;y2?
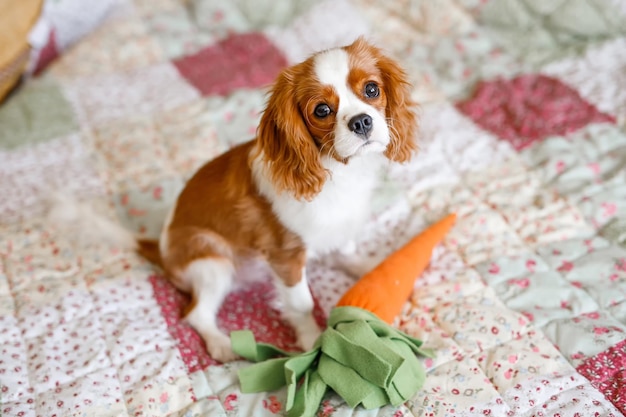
149;274;326;373
173;33;287;96
456;74;615;151
576;339;626;414
33;29;59;76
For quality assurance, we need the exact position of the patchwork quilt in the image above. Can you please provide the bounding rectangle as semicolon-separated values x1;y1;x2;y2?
1;0;626;416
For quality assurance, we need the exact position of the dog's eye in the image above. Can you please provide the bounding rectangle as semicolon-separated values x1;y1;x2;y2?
314;104;332;118
364;82;380;98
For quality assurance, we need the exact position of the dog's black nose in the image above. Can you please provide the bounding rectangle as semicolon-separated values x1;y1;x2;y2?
348;113;373;137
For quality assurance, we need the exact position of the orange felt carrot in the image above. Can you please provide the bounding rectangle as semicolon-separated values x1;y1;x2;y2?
336;213;457;323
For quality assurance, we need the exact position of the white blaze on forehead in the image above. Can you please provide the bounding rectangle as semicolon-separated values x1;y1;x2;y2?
314;48;351;89
313;48;365;120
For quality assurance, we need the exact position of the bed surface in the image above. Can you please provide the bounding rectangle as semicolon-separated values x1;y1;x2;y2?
1;0;626;416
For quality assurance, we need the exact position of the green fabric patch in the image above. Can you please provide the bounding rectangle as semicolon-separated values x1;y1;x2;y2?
190;0;319;34
0;80;78;149
232;306;434;417
480;0;626;66
520;125;626;231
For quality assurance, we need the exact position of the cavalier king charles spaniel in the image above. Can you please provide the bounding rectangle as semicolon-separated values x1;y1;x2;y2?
137;37;418;362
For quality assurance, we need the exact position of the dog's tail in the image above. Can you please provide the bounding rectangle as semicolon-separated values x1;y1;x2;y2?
46;193;168;271
136;238;164;269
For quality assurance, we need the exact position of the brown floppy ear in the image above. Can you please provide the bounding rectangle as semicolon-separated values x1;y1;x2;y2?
256;68;328;201
376;50;419;163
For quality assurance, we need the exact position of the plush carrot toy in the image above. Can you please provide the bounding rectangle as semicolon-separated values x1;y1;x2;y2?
231;214;457;417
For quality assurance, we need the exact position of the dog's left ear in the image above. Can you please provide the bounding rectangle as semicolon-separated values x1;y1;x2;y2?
375;48;419;163
256;66;328;201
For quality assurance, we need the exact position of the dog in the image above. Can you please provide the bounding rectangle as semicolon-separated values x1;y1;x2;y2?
133;37;418;362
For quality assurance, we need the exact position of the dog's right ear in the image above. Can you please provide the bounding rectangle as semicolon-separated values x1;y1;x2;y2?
256;67;328;201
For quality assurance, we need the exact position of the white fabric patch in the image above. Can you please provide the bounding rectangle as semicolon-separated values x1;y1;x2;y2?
542;37;626;124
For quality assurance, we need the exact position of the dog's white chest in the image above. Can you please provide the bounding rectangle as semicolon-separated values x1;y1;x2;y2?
280;172;374;252
255;154;383;254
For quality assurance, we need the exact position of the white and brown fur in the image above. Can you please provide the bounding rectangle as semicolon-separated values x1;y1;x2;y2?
61;38;418;362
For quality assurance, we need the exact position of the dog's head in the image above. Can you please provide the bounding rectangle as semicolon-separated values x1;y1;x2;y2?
256;37;418;200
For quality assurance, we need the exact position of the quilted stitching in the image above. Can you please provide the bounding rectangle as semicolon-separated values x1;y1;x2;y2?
480;0;626;66
1;0;626;416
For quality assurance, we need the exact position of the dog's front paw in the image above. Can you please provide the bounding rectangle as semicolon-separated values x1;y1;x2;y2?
202;331;240;363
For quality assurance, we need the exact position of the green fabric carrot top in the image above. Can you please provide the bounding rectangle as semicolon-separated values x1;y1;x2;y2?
231;214;457;417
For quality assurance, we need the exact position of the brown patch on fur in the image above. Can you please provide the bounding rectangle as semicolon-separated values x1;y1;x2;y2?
345;37;419;163
137;238;162;268
346;66;387;115
299;84;339;157
182;293;198;317
162;141;307;289
255;61;330;201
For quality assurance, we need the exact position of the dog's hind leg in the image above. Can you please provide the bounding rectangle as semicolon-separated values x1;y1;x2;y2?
163;228;238;362
181;257;238;362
